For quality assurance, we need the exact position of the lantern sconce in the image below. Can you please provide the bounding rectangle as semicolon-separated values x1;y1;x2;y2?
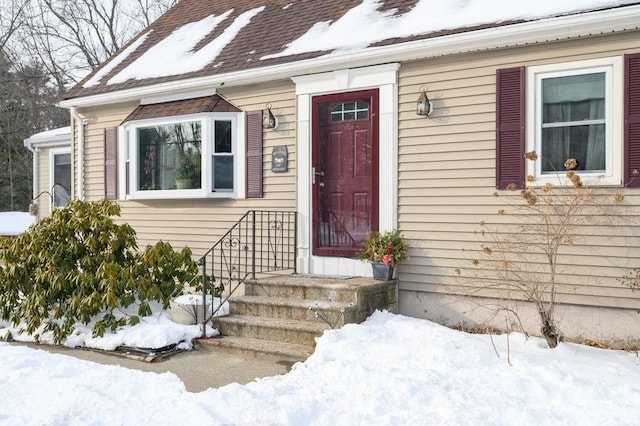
416;86;434;116
263;104;279;130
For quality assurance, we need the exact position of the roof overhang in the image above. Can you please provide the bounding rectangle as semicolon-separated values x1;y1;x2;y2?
23;126;71;149
122;94;240;124
58;4;640;109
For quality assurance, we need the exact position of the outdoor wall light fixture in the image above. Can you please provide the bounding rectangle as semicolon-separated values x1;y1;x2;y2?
263;104;278;130
416;87;434;116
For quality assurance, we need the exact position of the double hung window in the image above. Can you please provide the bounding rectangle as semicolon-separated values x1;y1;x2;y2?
527;57;622;185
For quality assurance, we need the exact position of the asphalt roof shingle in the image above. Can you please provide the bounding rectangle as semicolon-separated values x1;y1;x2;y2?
61;0;639;102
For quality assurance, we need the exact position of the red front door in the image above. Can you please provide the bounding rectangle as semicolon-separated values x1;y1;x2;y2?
312;89;379;257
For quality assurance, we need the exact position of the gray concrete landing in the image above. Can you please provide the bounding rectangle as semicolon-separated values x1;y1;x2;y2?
16;341;291;392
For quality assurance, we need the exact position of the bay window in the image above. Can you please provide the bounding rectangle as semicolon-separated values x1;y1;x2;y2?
122;112;244;199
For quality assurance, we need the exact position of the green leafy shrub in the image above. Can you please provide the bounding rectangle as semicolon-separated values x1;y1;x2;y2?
0;199;198;343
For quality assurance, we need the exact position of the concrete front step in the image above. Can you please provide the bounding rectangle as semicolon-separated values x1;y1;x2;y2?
231;295;357;325
245;275;398;314
213;314;329;347
244;276;362;303
197;336;312;363
210;275;398;361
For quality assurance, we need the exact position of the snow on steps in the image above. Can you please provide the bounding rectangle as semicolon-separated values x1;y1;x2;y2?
198;275;397;362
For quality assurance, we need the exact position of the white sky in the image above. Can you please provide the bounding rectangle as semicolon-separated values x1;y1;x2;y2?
1;310;639;424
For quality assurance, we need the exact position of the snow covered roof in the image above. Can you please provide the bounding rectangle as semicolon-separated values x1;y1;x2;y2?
61;0;640;103
0;212;36;237
24;126;71;148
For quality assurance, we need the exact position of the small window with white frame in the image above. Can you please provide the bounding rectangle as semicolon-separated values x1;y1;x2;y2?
212;119;234;191
330;101;369;121
122;112;245;199
527;57;622;185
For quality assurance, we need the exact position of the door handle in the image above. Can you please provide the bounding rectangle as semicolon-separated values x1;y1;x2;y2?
312;167;324;184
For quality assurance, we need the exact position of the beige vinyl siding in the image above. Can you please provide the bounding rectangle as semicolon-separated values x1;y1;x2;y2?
79;102;139;200
36;147;51;218
77;80;296;257
397;31;640;310
220;80;297;204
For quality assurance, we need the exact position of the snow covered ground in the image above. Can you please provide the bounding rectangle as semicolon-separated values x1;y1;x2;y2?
0;212;36;237
1;310;639;425
0;299;227;351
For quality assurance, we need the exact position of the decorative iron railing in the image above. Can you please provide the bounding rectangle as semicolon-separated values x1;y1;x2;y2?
198;210;297;323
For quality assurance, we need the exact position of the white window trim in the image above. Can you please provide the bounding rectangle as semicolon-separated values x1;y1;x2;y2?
120;111;245;200
526;56;623;186
49;147;71;208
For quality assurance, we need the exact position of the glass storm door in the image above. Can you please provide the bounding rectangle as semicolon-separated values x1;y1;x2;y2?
311;89;379;257
52;152;71;207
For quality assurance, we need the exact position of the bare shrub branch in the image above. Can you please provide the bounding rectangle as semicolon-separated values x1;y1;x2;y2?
466;155;623;348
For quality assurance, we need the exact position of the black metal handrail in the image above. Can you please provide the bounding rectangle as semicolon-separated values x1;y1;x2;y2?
197;210;297;327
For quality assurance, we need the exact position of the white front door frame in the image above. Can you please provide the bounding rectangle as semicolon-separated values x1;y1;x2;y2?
292;63;399;276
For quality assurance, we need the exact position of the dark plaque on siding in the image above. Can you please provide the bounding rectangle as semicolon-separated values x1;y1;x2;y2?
272;145;288;173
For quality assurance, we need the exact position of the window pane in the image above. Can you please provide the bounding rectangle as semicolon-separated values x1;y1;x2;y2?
53;153;71;207
137;121;201;190
125;164;130;196
541;72;606;174
329;100;369;122
125;132;130;195
356;109;369;120
213;155;234;190
543;73;605;123
330;111;343;122
215;121;232;153
541;124;605;173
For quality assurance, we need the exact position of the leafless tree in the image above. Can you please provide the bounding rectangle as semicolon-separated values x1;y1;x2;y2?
0;0;177;211
14;0;178;90
0;0;29;52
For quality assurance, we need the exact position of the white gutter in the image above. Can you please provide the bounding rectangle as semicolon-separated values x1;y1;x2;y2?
57;5;640;109
23;139;38;203
70;107;86;200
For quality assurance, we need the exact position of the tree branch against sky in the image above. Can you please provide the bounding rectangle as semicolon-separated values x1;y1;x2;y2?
10;0;178;89
0;0;29;53
0;0;177;211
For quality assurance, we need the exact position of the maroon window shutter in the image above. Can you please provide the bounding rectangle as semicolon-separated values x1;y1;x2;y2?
496;67;525;190
246;111;263;198
624;53;640;187
104;127;118;200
